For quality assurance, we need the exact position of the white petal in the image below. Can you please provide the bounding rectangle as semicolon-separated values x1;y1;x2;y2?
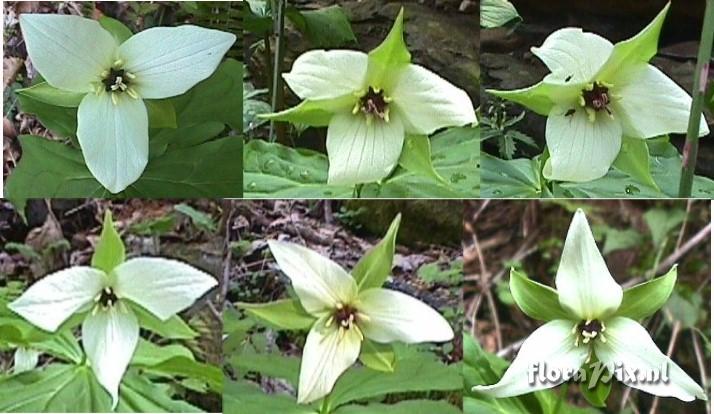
612;63;710;138
544;105;622;182
82;303;139;408
8;266;105;332
472;320;588;398
114;258;217;321
555;210;623;320
595;317;706;401
358;288;454;343
267;241;357;315
531;28;613;84
283;49;368;101
77;91;148;193
298;318;362;404
13;347;40;374
390;64;476;135
326;113;404;185
20;14;117;93
119;25;236;99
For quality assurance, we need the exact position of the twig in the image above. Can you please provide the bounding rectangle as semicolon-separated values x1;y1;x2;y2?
692;330;711;413
472;230;502;350
656;223;711;274
678;0;714;196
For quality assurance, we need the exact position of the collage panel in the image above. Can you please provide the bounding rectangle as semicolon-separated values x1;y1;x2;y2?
465;200;711;413
242;1;479;199
0;199;224;412
480;1;714;199
3;2;243;199
225;200;463;412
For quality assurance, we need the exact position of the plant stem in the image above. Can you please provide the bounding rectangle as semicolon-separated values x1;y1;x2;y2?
269;0;287;144
552;382;568;414
678;0;714;197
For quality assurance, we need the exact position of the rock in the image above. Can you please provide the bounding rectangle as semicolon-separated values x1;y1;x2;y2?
344;200;463;247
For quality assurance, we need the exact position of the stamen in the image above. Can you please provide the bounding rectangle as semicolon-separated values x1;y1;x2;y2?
124;71;136;80
113;59;124;67
126;88;139;99
111;93;118;106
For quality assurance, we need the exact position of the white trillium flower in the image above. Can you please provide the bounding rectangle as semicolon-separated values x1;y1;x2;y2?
270;10;476;185
8;258;217;407
13;347;40;374
488;5;709;182
268;240;455;404
19;14;236;193
472;210;706;401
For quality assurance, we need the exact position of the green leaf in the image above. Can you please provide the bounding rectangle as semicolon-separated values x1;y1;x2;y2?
229;353;300;386
129;302;198;339
481;153;542;197
665;288;702;329
132;339;195;366
352;214;401;291
366;7;411;88
0;364;201;413
579;360;612;408
326;356;461;410
480;0;521;28
286;5;356;48
17;92;78;138
615;266;677;321
398;135;447;185
236;299;316;330
597;226;643;255
612;136;659;191
243;139;354;198
6;133;243;204
509;269;571;321
598;3;670;81
358;339;395;373
16;82;84;107
98;16;133;44
174;203;217;232
144;357;223;394
145;99;177;129
335;400;461;414
224;380;314;414
417;260;463;286
644;208;685;247
91;210;126;274
171;58;243;131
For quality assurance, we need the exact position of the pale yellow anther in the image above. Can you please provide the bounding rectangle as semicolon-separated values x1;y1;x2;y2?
352;103;361;115
383;96;393;103
100;70;109;78
125;71;136;80
585;83;595;91
357;313;371;322
579;96;586;107
600;335;607;343
113;59;124;67
325;316;334;328
126;88;139;99
384;108;391;123
111;93;118;106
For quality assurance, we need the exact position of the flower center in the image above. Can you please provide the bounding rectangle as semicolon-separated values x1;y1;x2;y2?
354;87;392;123
577;82;616;122
97;287;118;309
326;303;367;341
98;59;139;105
573;319;607;346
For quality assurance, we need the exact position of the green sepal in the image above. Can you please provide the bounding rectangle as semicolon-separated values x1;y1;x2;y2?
509;268;571;321
398;135;448;186
358;339;396;372
261;97;352;127
16;82;85;108
366;7;411;89
129;302;198;339
613;136;659;191
236;299;316;330
597;3;670;81
352;214;402;291
98;16;133;44
579;359;612;407
91;210;125;274
486;82;567;117
614;265;677;320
